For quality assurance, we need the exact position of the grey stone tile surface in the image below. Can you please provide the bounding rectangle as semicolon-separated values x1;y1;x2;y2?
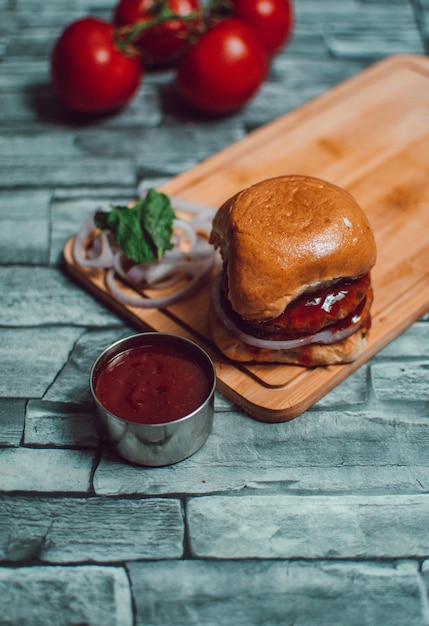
0;327;83;397
0;495;184;562
0;267;119;326
93;407;429;495
128;559;425;626
187;494;429;558
24;400;99;447
0;399;25;447
0;448;94;493
0;565;133;626
1;0;428;624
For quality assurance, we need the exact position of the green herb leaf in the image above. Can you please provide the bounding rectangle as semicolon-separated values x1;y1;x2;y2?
94;189;175;264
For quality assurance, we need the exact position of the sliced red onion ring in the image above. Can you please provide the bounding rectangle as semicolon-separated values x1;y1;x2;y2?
105;254;215;308
212;274;369;350
170;196;216;227
126;259;179;286
72;212;116;269
73;192;219;308
171;218;197;250
169;195;215;216
165;237;214;261
113;251;185;290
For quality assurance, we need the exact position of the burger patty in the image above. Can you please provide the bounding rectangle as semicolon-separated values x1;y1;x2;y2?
222;273;372;340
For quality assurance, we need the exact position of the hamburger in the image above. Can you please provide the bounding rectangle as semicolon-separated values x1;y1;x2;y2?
208;175;377;367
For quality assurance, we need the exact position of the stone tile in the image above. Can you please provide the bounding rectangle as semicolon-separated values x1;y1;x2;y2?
43;328;132;403
95;446;429;498
313;364;368;407
375;322;429;358
371;360;429;401
324;3;424;59
94;407;429;496
0;190;50;264
0;155;135;188
0;399;25;446
128;559;424;626
243;54;362;129
295;0;358;18
6;35;49;60
0;84;158;131
214;391;236;412
242;79;305;129
74;122;245;177
0;448;94;493
0;565;132;626
89;83;162;128
0;495;184;562
52;186;141;202
0;267;120;326
414;0;429;50
266;55;366;107
24;400;99;447
0;131;80;157
421;559;429;603
0;6;82;31
0;327;82;398
0;219;49;265
187;494;429;559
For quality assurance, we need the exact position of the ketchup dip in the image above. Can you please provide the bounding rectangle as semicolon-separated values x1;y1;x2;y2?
90;332;216;466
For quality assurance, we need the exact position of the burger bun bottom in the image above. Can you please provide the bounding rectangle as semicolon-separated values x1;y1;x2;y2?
209;305;369;367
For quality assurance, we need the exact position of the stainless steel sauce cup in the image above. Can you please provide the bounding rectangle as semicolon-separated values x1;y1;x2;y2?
90;332;216;466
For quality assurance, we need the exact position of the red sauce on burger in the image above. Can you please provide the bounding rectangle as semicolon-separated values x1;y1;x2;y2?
267;273;371;336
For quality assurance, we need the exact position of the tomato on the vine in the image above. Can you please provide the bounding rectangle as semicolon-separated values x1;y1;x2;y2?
219;0;294;57
113;0;202;68
176;18;268;116
51;17;142;114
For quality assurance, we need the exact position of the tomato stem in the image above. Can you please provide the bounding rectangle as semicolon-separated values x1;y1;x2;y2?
204;0;233;20
114;0;203;55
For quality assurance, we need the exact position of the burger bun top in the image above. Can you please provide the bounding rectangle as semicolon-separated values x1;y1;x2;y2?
210;175;377;320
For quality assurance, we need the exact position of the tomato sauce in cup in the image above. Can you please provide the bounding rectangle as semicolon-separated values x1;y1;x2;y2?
94;341;211;424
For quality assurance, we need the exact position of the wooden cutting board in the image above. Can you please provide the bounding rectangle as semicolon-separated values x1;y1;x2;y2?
64;54;429;422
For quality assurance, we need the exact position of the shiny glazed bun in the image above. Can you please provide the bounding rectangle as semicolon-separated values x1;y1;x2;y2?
209;175;377;367
210;175;376;321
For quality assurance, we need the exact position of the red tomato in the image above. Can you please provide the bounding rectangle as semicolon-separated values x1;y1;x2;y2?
176;18;268;116
51;17;142;114
229;0;294;57
113;0;202;68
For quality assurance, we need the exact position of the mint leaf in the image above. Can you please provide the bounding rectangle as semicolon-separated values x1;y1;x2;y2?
139;189;175;260
94;189;175;264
